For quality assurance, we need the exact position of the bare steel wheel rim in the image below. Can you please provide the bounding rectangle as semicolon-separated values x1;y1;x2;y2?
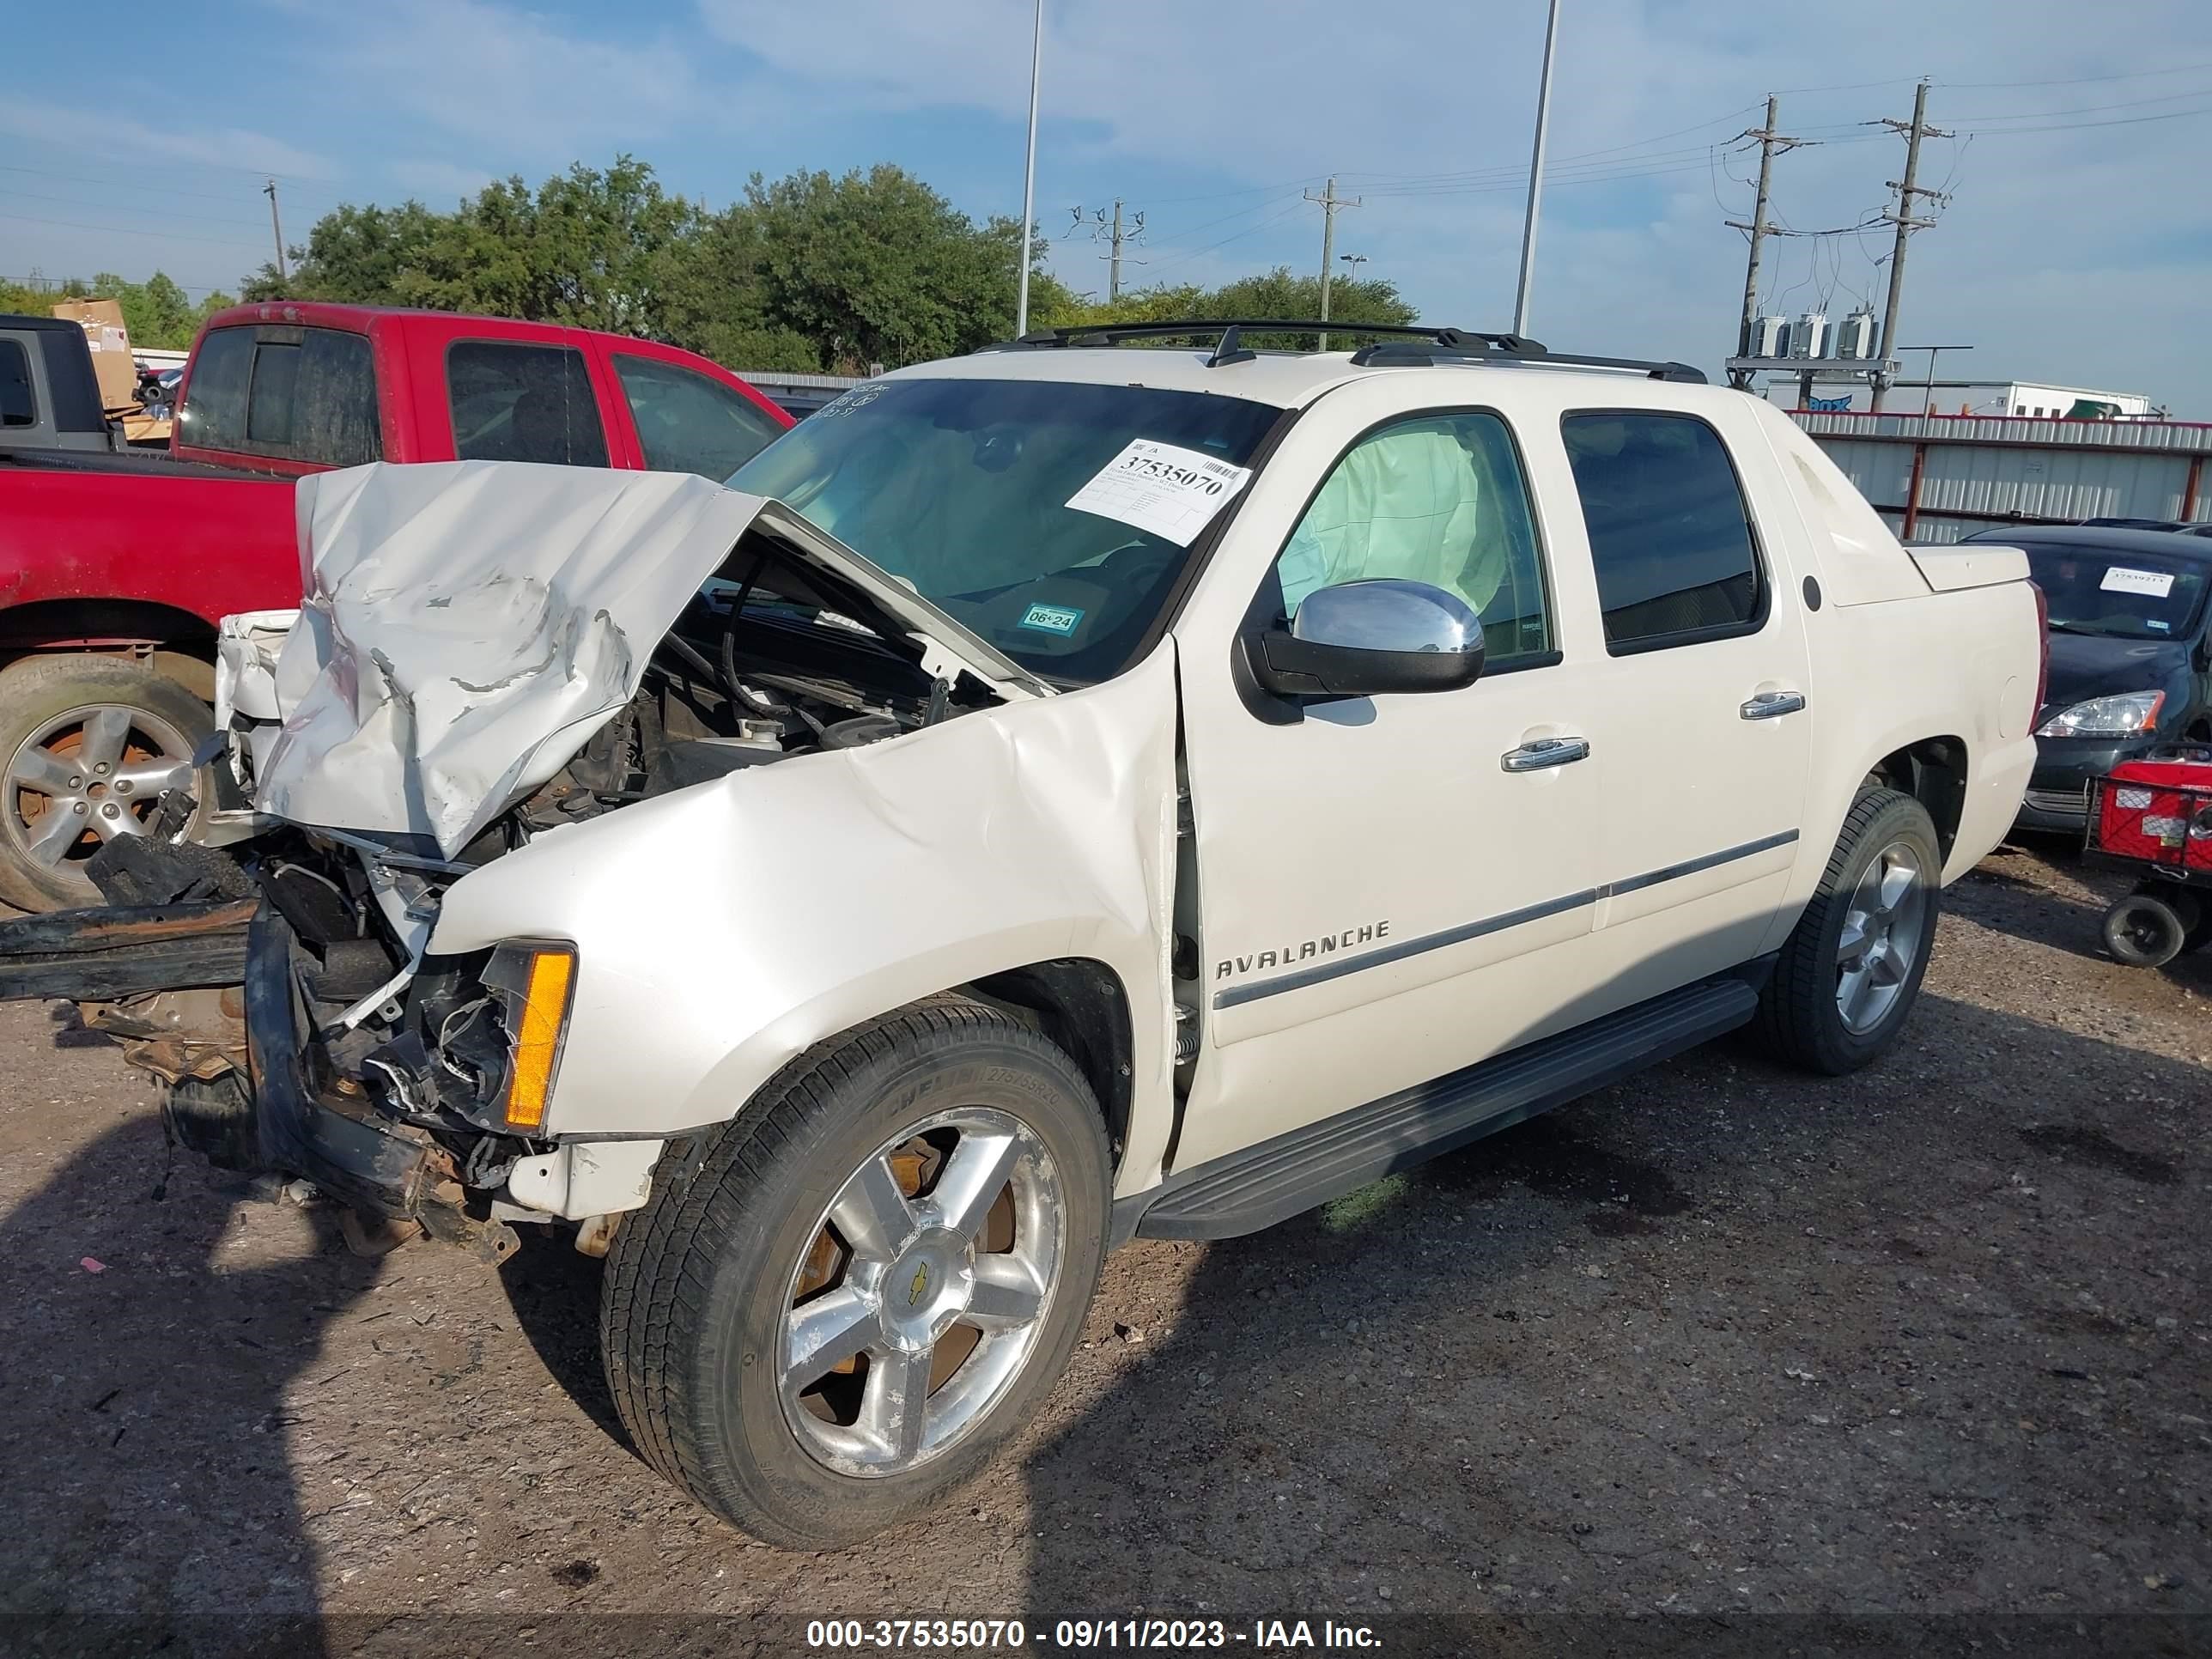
3;702;194;872
1834;840;1929;1036
778;1105;1064;1479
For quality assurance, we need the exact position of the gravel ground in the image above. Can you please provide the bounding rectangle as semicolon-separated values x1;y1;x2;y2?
0;840;2205;1658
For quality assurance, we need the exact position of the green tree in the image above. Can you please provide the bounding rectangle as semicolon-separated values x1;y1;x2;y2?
1058;266;1418;349
3;270;234;349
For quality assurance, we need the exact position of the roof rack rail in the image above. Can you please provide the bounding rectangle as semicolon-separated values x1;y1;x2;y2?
981;319;1705;383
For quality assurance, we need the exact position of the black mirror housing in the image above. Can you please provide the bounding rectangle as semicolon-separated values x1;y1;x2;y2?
1246;629;1485;699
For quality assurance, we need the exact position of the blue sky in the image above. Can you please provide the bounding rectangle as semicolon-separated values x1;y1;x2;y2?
8;1;2212;408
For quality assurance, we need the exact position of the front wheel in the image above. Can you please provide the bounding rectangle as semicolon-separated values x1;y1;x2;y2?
600;998;1111;1549
0;653;212;912
1753;789;1942;1075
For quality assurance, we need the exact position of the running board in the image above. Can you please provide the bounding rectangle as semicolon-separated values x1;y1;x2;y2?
1122;974;1760;1243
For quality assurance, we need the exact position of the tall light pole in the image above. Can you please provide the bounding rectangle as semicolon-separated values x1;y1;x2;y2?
1512;0;1561;338
1339;252;1370;288
1014;0;1044;338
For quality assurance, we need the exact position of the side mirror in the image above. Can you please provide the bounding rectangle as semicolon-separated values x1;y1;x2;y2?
1246;578;1486;699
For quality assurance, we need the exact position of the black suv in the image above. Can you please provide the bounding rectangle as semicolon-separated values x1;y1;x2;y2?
1966;524;2212;831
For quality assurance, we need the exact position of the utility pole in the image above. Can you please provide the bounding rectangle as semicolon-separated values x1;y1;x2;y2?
1869;80;1948;413
263;179;287;285
1511;0;1562;337
1074;201;1145;301
1724;94;1801;389
1304;176;1360;351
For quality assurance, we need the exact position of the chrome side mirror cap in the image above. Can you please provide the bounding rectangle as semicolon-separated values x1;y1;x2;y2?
1247;579;1486;700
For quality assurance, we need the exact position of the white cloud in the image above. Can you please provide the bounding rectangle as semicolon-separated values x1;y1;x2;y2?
289;0;707;163
0;99;336;179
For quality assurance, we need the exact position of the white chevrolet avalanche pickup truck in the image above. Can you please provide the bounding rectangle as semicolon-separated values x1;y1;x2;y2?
19;321;2043;1548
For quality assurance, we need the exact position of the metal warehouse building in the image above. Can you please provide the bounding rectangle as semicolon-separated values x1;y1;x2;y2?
1793;410;2212;544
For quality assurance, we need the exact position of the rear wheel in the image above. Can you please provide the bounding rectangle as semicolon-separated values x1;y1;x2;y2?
1753;789;1942;1074
0;654;211;913
2102;891;2186;968
600;997;1110;1548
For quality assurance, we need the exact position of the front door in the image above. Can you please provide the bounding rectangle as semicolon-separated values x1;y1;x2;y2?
1171;395;1612;1171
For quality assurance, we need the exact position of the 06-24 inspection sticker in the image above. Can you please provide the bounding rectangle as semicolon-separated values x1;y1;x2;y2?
1064;439;1253;548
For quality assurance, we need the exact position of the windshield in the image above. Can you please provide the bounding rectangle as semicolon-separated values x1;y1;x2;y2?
727;376;1281;681
2019;544;2210;640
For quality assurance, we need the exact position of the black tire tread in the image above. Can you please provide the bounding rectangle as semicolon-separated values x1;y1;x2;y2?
1752;787;1939;1073
599;994;1104;1545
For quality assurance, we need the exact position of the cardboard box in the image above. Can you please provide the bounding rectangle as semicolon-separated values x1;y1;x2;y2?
50;299;138;413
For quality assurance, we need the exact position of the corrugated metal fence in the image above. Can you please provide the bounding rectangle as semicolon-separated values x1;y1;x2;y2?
1792;411;2212;543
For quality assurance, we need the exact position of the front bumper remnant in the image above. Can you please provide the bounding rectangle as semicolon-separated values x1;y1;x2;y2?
236;905;452;1219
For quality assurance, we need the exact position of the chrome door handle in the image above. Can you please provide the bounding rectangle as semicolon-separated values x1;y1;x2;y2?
1501;736;1590;772
1741;690;1808;720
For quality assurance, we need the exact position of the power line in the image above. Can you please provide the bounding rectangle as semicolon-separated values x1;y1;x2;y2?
0;185;270;229
0;210;266;250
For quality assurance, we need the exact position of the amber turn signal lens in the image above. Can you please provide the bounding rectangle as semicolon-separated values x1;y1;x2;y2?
501;949;574;1131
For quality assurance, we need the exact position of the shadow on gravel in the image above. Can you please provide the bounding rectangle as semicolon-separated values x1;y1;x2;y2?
0;1119;378;1659
1013;994;2207;1656
500;1234;627;1449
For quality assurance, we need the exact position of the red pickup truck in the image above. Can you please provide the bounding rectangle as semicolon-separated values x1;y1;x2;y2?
0;301;792;909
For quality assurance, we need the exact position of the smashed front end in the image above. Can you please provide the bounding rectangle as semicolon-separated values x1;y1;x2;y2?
0;460;1039;1255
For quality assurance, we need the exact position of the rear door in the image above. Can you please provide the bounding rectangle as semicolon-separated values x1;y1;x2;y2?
1553;405;1813;1008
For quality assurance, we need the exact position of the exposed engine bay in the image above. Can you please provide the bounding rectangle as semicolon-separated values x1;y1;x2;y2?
14;464;1034;1255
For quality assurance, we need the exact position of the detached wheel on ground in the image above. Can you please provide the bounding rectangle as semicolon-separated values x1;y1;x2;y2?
2102;890;2188;969
1753;787;1942;1075
601;996;1111;1550
0;653;212;913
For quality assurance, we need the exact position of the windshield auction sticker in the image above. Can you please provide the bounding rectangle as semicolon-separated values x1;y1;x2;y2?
2100;566;2176;597
1065;439;1254;547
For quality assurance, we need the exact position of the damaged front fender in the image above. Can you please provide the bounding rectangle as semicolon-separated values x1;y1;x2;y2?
428;645;1186;1198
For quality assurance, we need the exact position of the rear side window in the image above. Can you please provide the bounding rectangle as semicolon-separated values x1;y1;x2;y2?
0;340;33;426
614;354;784;478
1561;411;1765;652
179;326;379;465
177;326;253;449
447;342;608;466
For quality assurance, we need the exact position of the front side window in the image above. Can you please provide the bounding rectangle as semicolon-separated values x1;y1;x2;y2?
727;376;1280;683
447;342;608;466
1562;410;1764;651
615;354;784;478
0;340;33;427
176;326;253;449
1272;410;1552;666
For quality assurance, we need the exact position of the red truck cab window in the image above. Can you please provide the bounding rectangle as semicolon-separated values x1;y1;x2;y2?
611;352;786;479
447;341;609;467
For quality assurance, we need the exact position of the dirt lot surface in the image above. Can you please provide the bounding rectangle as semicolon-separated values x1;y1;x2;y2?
1;840;2207;1658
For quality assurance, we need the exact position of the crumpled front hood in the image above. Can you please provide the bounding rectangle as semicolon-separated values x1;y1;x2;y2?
256;460;1041;857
